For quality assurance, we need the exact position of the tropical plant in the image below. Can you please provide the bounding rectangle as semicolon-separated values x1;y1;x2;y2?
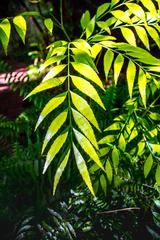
24;0;160;196
1;0;160;197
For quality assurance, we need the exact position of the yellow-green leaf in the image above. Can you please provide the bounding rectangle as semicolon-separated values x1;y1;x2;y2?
42;110;68;153
96;3;110;17
138;68;147;107
100;174;107;195
73;143;95;196
140;0;157;16
86;17;95;39
40;55;66;72
53;148;70;195
71;91;100;131
145;26;160;49
111;10;131;24
150;144;160;155
44;18;53;33
80;10;90;30
144;154;153;178
13;15;26;43
112;146;119;174
36;92;67;129
126;3;146;21
135;26;149;50
114;54;124;85
104;50;114;80
118;134;126;151
105;160;113;183
43;130;68;173
156;165;160;185
121;27;136;46
26;77;66;98
72;62;104;90
72;108;98;149
91;44;102;59
43;64;66;82
71;75;105;109
149;112;160;121
74;128;104;170
0;18;11;54
111;0;120;6
127;60;136;98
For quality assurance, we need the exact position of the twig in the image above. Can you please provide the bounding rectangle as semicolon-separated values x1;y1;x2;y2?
97;207;140;215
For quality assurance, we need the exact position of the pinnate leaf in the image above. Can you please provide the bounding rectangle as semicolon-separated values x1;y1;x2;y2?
71;75;105;109
53;148;70;194
72;108;98;149
13;15;26;43
74;128;104;170
36;92;67;129
127;60;136;98
114;54;124;85
71;91;100;131
144;154;153;178
72;62;104;90
73;143;95;196
42;110;68;153
0;19;11;54
43;130;68;173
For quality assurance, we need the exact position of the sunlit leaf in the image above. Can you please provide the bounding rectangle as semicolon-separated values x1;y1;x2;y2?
121;27;136;46
150;144;160;155
43;130;68;173
74;128;104;170
111;10;131;23
72;62;104;89
112;146;119;174
0;19;11;54
72;108;98;149
135;26;149;50
96;3;110;18
99;135;116;144
144;154;153;178
36;92;67;129
73;143;95;195
71;75;105;109
126;3;146;21
53;148;70;195
91;44;102;59
149;112;160;121
86;17;95;39
118;134;126;151
138;68;147;107
40;55;66;72
105;160;113;183
71;48;97;71
100;174;107;195
26;77;66;98
71;91;100;131
155;165;160;185
13;15;27;43
140;0;157;16
80;10;90;30
114;54;124;85
127;60;136;98
42;110;68;153
43;64;66;82
111;0;120;6
145;26;160;49
44;18;53;33
104;49;114;80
